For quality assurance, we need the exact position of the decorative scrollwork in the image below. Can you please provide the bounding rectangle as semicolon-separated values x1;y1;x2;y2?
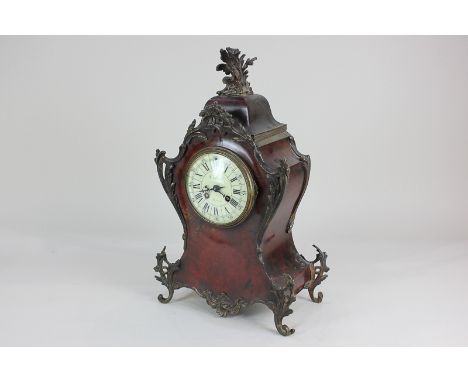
154;246;181;304
265;274;296;336
286;136;311;233
304;245;330;303
195;102;280;178
256;159;290;264
196;289;249;317
216;47;257;97
199;102;251;139
156;154;186;249
186;119;197;134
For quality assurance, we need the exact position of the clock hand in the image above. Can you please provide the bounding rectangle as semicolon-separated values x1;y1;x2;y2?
204;185;224;192
212;185;225;192
201;185;225;199
212;185;231;202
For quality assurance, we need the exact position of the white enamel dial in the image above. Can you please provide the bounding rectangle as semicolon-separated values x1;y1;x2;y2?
185;148;256;227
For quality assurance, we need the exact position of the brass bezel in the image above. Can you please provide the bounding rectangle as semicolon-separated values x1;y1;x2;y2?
185;147;257;228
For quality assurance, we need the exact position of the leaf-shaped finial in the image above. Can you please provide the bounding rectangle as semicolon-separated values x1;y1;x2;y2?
216;47;257;96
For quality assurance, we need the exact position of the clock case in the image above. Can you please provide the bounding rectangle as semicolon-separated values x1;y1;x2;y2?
154;49;329;336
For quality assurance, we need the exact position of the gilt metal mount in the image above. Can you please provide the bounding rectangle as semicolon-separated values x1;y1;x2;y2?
216;47;257;97
304;245;330;303
154;246;181;303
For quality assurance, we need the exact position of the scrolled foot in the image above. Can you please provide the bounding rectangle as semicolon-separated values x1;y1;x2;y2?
274;307;295;336
310;290;323;304
267;274;297;336
154;246;181;304
305;244;330;304
275;322;295;336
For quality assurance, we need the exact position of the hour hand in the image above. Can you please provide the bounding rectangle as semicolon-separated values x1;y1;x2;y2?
212;185;231;201
212;185;225;192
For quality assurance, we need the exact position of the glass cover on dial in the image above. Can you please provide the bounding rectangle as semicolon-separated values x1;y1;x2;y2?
185;148;256;226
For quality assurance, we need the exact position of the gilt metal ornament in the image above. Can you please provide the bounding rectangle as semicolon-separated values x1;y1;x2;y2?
216;47;257;96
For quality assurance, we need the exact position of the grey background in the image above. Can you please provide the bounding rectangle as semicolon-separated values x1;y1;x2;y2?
0;36;467;346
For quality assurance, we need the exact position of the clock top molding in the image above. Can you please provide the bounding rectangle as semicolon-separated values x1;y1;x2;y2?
154;47;329;336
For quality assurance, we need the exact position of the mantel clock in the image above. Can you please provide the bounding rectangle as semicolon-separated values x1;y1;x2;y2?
154;47;329;336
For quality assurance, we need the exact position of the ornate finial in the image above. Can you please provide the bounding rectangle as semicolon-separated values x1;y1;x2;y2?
216;47;257;97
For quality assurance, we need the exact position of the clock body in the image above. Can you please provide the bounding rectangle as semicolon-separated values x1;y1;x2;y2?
154;49;329;336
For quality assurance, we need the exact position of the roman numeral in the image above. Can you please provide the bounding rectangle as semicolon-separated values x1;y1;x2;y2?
195;193;203;200
229;199;238;208
203;203;210;213
224;165;229;173
195;173;203;177
225;207;230;214
213;207;218;216
192;183;201;189
233;189;240;194
230;176;237;183
202;162;209;172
